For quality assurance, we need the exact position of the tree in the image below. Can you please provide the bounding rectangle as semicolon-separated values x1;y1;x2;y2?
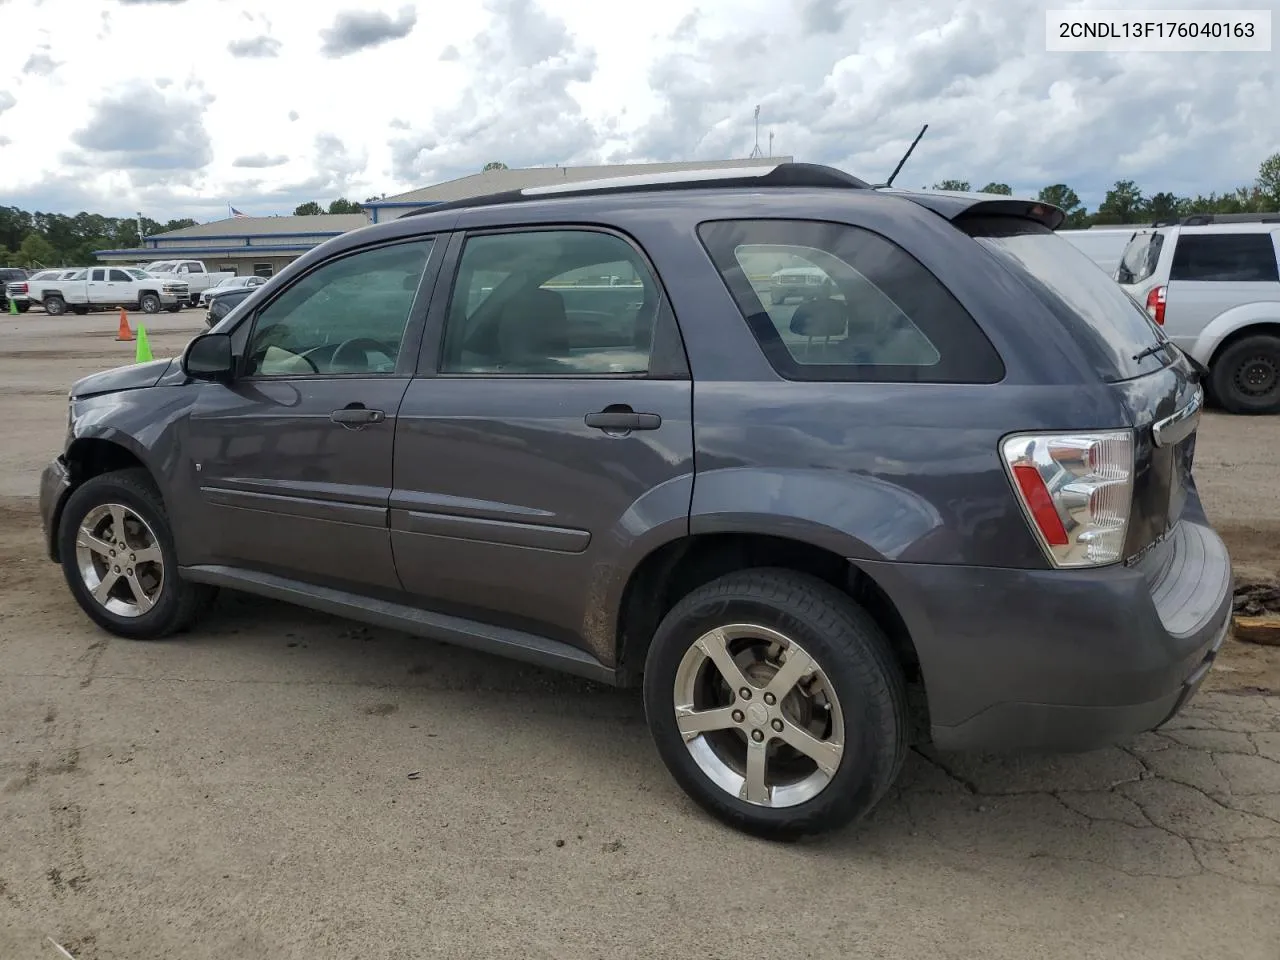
932;179;970;191
1095;179;1144;225
293;201;323;216
1257;152;1280;208
482;161;509;171
327;198;362;214
1145;191;1181;221
979;182;1012;195
18;232;57;267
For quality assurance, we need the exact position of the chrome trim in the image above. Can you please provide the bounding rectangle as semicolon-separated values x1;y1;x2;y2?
1152;388;1203;449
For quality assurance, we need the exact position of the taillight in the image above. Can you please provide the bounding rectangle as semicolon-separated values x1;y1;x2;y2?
1145;285;1166;325
12;283;27;294
1001;431;1134;568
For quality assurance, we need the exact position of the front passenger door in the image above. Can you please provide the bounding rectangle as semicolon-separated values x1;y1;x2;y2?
183;238;439;590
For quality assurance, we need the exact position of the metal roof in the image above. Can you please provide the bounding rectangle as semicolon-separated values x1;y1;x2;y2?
145;213;368;240
374;157;794;205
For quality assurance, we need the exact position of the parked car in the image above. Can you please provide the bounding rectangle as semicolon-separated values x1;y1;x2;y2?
203;284;260;327
142;260;234;307
38;266;188;316
769;265;835;304
1114;213;1280;414
39;163;1231;839
5;268;87;312
0;267;30;312
1057;228;1136;275
199;274;266;307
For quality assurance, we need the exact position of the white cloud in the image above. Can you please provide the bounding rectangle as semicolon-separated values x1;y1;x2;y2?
0;0;1274;220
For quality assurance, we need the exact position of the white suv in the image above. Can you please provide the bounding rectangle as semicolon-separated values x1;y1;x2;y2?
1115;214;1280;414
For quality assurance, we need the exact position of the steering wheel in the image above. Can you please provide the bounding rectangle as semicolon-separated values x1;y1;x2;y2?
330;337;394;372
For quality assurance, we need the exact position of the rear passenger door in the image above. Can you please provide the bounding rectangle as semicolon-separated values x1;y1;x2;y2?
1163;232;1280;351
389;227;694;657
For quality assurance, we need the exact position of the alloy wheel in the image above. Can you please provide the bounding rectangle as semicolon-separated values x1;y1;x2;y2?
672;623;845;808
75;502;165;618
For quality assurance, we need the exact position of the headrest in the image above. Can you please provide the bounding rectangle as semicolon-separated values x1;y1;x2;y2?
789;298;848;338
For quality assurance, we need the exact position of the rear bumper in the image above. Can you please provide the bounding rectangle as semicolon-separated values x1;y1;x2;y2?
859;515;1234;752
39;456;73;562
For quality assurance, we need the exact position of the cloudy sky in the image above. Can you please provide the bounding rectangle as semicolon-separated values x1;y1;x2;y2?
0;0;1275;221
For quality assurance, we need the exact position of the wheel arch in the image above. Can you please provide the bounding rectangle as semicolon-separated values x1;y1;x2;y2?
50;434;155;562
1206;320;1280;368
613;531;930;737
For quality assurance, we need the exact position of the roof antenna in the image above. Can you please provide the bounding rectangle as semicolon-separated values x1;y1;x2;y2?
876;123;928;189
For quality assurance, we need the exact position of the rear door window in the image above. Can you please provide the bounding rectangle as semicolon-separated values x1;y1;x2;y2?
969;218;1172;382
1116;231;1164;284
1170;233;1279;283
697;219;1003;383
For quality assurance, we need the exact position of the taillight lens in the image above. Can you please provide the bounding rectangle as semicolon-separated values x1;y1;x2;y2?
12;283;27;293
1145;285;1166;325
1001;431;1134;568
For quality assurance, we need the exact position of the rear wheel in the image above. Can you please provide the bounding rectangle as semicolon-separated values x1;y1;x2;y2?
58;468;216;640
642;568;907;839
71;305;90;316
1210;334;1280;415
15;301;30;313
43;295;67;316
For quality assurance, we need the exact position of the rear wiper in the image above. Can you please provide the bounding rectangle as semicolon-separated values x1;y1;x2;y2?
1132;342;1168;363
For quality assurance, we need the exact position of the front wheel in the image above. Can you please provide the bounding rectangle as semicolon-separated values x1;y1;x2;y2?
43;295;67;316
1210;334;1280;415
139;293;161;314
58;468;216;640
642;569;907;839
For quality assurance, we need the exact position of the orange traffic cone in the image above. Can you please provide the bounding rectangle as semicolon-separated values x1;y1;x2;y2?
116;306;134;342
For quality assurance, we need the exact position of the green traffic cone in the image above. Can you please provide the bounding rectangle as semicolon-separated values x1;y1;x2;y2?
134;324;153;364
7;299;16;316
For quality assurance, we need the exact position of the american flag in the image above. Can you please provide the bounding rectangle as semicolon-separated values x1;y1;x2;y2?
230;206;249;219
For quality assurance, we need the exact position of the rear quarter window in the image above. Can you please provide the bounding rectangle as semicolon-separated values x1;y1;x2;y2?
696;219;1004;383
1170;233;1280;283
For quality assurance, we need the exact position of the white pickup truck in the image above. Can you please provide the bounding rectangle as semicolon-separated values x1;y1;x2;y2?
38;267;189;316
142;259;234;307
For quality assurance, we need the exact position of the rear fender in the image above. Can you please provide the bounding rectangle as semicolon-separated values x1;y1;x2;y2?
689;467;944;560
1189;303;1280;365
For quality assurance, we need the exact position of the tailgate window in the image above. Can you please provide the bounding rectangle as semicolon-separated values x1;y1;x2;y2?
965;217;1173;383
1115;231;1164;284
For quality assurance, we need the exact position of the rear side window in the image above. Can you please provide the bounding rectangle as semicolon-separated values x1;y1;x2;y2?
1170;233;1279;283
697;219;1003;383
1116;231;1164;284
969;218;1170;383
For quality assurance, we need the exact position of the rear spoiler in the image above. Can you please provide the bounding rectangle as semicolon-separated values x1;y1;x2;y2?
877;188;1066;231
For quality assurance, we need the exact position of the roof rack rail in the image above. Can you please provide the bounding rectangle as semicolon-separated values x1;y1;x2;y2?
398;162;871;218
1158;212;1280;227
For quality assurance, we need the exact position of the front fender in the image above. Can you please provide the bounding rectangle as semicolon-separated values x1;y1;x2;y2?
1189;302;1280;364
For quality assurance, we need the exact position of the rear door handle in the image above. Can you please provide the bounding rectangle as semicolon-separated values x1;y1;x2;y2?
330;404;385;427
584;410;662;431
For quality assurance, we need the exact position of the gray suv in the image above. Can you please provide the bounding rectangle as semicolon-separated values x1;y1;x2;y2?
39;164;1233;838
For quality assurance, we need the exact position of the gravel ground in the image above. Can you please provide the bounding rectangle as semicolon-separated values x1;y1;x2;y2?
1;311;1278;960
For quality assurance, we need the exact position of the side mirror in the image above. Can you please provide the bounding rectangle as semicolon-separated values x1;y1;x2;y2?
182;332;234;382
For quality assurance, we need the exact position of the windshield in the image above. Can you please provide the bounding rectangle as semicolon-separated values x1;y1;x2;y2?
125;269;149;280
1115;232;1164;284
970;220;1172;383
145;261;175;272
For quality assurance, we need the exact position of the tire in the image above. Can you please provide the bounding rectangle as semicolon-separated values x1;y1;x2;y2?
139;293;161;314
166;304;181;313
16;301;30;313
43;295;67;316
71;305;90;316
1209;334;1280;415
642;568;907;840
58;468;216;641
770;291;786;306
189;296;200;308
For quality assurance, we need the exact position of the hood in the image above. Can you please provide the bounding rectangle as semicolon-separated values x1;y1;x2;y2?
71;358;175;399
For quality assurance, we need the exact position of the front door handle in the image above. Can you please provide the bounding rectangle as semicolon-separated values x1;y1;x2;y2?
330;404;385;428
584;409;662;431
